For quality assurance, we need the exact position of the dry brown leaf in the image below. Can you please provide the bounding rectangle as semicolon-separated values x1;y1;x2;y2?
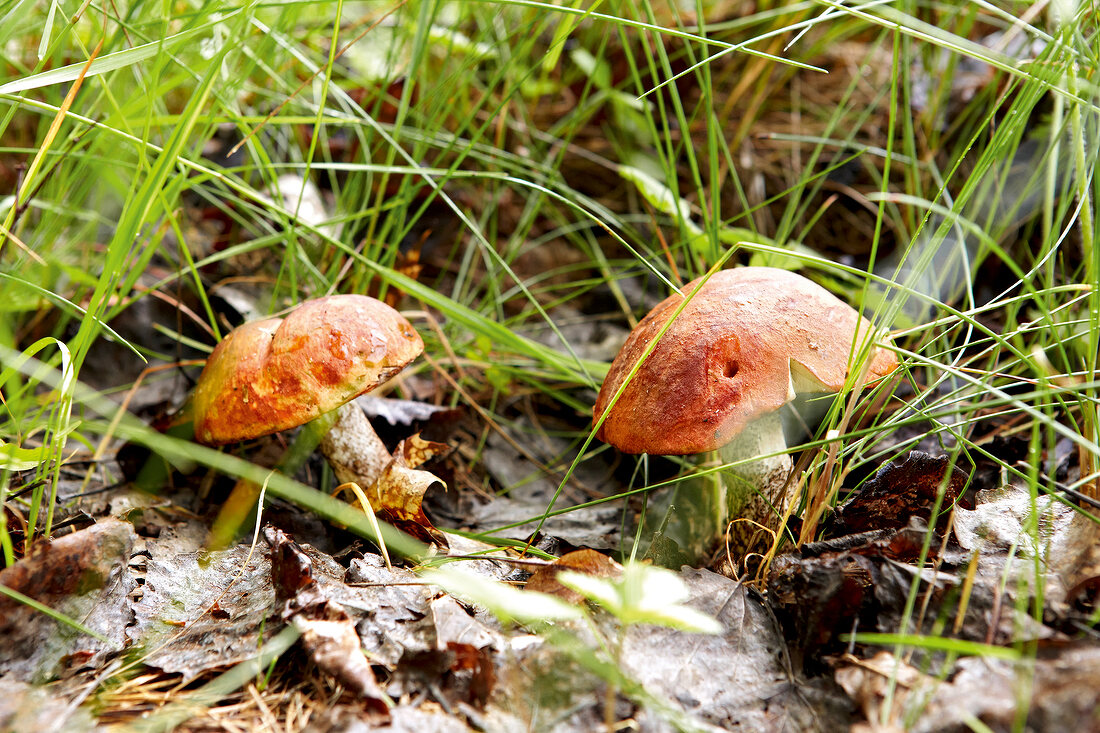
365;435;449;546
525;549;623;605
293;601;387;709
394;433;449;469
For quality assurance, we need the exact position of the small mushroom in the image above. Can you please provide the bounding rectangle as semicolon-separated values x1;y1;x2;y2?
593;267;898;554
192;294;424;490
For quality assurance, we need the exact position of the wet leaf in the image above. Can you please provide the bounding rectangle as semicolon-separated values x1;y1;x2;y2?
128;539;283;680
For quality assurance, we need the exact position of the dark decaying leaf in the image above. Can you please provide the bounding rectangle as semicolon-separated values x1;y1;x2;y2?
772;479;1100;675
768;518;1054;664
481;566;852;731
829;450;971;536
271;536;501;712
129;522;389;684
768;549;879;658
0;519;135;682
444;641;495;708
525;549;623;605
266;525;316;599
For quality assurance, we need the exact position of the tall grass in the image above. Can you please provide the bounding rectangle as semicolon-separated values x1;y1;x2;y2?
1;0;1098;723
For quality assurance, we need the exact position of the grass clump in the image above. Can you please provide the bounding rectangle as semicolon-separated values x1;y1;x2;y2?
1;0;1099;727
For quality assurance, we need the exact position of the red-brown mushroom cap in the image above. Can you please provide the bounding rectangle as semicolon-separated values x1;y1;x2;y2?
593;267;898;455
193;295;424;445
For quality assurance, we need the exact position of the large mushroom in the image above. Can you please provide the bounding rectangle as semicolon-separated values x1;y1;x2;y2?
593;267;898;554
193;294;424;501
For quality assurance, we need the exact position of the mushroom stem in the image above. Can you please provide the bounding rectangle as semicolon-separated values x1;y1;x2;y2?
210;403;397;550
717;410;794;548
319;402;392;488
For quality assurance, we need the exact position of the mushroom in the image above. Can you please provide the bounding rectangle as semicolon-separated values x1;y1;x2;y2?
192;294;424;491
592;267;898;553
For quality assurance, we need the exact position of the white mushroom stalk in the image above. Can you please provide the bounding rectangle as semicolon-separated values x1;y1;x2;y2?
718;410;792;524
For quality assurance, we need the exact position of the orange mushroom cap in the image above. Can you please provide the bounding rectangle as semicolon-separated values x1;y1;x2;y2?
593;267;898;455
193;295;424;445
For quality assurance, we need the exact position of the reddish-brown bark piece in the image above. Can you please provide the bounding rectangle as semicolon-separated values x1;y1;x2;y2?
830;450;972;535
593;267;898;455
193;295;423;445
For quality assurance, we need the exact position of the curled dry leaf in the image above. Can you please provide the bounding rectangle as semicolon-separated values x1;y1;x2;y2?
293;601;386;709
395;433;449;469
363;434;450;546
265;525;315;600
834;651;929;729
525;549;623;605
